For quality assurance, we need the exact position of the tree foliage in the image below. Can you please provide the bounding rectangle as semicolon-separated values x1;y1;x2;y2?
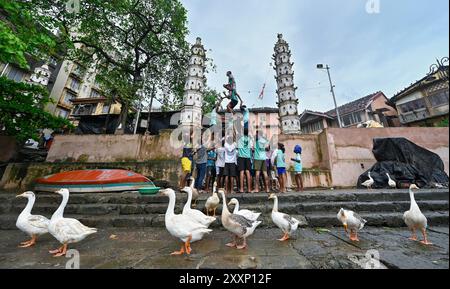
0;0;57;69
0;77;73;143
29;0;191;133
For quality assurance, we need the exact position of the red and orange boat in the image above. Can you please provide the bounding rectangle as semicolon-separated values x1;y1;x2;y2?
35;169;159;193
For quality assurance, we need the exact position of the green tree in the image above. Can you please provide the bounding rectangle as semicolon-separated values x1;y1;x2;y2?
0;0;71;144
0;0;57;69
0;77;73;144
202;87;222;114
30;0;190;133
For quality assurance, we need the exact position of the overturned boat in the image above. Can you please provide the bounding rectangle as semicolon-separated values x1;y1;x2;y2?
34;169;160;193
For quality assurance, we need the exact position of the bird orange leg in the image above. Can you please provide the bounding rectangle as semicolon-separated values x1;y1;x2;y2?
277;232;290;242
236;237;247;250
185;235;192;254
349;230;360;242
409;229;418;241
18;235;37;248
420;228;433;245
226;235;237;248
49;245;64;254
53;243;68;257
170;244;185;255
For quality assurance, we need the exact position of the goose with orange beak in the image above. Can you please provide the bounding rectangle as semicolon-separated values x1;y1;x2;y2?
337;208;367;242
403;184;432;245
15;191;49;248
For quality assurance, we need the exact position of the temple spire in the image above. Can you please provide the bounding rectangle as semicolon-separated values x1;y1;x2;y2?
273;34;301;134
180;37;207;129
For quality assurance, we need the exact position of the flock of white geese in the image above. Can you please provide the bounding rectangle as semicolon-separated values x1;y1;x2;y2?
15;181;432;257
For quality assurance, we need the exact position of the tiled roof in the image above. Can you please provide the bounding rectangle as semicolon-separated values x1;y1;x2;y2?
390;66;449;104
326;91;383;117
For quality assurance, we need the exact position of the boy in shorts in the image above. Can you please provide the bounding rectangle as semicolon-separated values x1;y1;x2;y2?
223;71;243;113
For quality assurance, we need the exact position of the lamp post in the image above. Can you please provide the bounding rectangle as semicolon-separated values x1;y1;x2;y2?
428;57;449;82
317;64;342;128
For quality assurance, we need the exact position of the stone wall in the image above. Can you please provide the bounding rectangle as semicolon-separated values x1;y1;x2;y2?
1;127;448;190
324;127;449;187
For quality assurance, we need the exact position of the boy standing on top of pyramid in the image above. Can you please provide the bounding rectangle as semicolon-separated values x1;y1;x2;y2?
223;71;243;113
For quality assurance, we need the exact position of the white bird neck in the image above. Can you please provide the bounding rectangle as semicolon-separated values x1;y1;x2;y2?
220;192;230;216
52;192;69;220
166;191;176;217
272;197;279;212
409;188;419;210
19;195;35;218
233;201;240;212
183;190;192;211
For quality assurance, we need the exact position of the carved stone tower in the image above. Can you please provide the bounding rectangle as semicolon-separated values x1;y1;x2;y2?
180;37;206;129
273;34;301;134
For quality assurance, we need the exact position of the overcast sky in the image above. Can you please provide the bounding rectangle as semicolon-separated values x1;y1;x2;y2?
180;0;449;112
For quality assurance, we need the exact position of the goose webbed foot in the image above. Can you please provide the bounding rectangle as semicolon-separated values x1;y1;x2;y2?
170;244;185;255
18;235;37;248
52;244;68;257
419;229;432;245
236;237;247;250
349;230;360;242
277;232;290;242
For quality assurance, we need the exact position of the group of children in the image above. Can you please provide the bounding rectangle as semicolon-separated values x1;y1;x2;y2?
179;130;304;194
178;71;304;194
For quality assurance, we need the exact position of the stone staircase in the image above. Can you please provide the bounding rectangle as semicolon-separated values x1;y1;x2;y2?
0;189;448;229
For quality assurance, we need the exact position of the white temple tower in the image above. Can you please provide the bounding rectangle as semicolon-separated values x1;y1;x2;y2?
273;34;301;134
180;37;207;129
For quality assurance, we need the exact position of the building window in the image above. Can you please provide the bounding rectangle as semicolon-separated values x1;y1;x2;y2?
72;104;96;116
69;77;81;91
398;98;427;113
429;90;449;107
48;56;58;66
102;104;110;114
90;89;101;98
57;109;69;119
62;90;76;104
6;66;26;82
342;112;362;126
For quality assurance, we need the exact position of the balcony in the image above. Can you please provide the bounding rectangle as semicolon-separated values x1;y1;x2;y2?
399;108;430;124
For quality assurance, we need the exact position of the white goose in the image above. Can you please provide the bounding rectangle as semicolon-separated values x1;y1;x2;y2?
228;198;261;221
219;189;261;249
188;177;199;206
15;191;49;248
181;185;216;227
205;182;220;217
161;188;212;255
268;194;299;241
337;208;367;242
361;172;374;189
386;173;396;189
403;184;432;245
48;188;97;257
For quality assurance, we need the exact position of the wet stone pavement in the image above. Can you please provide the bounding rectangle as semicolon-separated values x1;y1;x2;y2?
0;226;448;269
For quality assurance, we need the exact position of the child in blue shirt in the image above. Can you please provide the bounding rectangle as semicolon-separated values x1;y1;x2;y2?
291;145;304;192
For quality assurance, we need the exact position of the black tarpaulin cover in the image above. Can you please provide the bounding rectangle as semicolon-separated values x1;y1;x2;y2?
357;138;449;189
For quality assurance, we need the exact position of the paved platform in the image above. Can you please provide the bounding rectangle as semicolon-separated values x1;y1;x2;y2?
0;226;448;269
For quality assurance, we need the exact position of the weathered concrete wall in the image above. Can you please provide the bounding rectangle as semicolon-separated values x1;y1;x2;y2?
326;127;449;187
46;130;180;163
0;161;180;191
3;127;448;190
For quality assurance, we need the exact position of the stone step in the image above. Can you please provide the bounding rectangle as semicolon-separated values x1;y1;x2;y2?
1;210;447;230
1;189;448;205
305;211;449;227
2;200;448;216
